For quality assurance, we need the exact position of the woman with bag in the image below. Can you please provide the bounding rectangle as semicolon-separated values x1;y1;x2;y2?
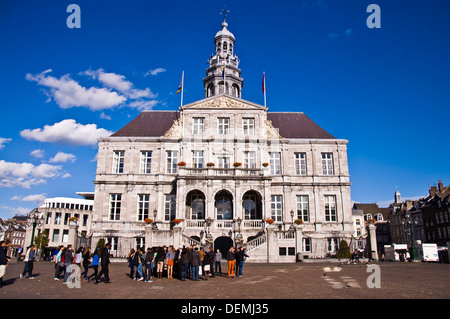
87;248;99;283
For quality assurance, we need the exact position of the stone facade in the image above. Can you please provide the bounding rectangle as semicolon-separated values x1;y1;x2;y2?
90;21;354;262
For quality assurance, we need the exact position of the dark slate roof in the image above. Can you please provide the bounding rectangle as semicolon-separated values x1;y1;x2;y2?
111;110;334;139
267;112;335;139
111;111;180;137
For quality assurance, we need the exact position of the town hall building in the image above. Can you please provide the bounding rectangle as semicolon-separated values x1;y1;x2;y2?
90;19;354;262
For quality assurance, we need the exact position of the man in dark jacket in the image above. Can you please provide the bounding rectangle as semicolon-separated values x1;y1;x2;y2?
226;247;235;277
235;247;249;277
0;240;11;287
97;243;111;283
189;247;201;281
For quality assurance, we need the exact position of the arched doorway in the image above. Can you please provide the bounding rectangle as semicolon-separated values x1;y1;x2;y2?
215;190;233;220
214;236;233;260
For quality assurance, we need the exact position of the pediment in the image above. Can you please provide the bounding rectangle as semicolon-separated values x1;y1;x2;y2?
181;94;266;111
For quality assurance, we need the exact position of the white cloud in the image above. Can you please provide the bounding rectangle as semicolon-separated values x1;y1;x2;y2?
0;137;12;150
26;69;127;111
145;68;166;76
0;160;62;189
49;152;76;163
30;149;45;158
82;68;157;99
0;204;31;217
62;173;71;179
128;100;159;111
11;193;47;205
20;119;113;146
100;112;111;120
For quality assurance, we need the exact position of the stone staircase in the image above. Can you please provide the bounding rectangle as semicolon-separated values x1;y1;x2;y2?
244;233;268;263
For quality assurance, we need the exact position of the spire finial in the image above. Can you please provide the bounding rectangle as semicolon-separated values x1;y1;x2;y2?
220;5;230;25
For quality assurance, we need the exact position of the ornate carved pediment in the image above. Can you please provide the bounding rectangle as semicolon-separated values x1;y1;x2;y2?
184;95;264;110
164;118;183;138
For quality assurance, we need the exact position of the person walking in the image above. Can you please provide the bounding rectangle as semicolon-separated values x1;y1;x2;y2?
97;243;111;283
87;248;100;283
214;248;222;275
53;246;65;280
166;246;175;279
226;246;235;278
63;244;74;283
0;240;11;287
190;247;201;281
81;247;91;280
20;245;36;279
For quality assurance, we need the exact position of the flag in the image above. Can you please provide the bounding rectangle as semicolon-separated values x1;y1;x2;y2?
262;72;265;93
176;74;183;94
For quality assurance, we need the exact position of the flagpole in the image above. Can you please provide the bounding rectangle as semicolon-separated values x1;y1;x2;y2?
263;72;266;108
181;70;184;107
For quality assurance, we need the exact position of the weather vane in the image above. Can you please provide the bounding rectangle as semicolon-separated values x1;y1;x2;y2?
220;5;230;22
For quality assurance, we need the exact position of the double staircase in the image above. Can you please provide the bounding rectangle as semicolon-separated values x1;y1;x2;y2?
244;233;268;263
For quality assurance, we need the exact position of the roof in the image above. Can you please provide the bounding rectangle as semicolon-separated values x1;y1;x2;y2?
110;109;335;140
267;112;335;139
111;111;180;138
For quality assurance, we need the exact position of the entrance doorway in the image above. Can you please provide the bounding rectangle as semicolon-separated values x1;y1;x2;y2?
214;236;233;260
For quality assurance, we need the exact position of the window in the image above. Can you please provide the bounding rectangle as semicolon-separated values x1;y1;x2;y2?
269;152;281;175
242;118;255;135
191;194;205;220
64;213;70;225
113;151;125;174
46;212;52;225
327;238;339;252
192;150;204;169
109;194;122;221
218;156;230;169
243;194;257;220
296;195;309;222
137;194;150;221
217;118;230;135
52;229;60;242
295;153;307;175
83;214;88;227
271;195;282;222
324;195;337;222
243;151;256;169
302;238;311;252
140;151;152;174
164;195;176;221
166;151;178;174
54;212;61;225
321;153;334;175
216;198;232;220
193;118;205;135
135;237;145;250
62;230;69;243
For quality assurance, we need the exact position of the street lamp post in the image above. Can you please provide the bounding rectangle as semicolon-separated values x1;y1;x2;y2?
27;210;44;249
403;213;419;261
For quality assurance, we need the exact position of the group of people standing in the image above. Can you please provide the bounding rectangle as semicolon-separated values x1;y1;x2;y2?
127;244;249;282
52;242;112;284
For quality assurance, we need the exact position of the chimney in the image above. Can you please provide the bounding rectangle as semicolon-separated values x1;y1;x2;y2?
438;180;444;193
430;186;437;197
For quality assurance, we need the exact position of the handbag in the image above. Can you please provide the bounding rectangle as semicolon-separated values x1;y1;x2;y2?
204;264;210;272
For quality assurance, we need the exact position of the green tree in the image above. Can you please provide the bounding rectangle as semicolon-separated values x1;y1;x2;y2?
96;238;106;251
337;240;351;259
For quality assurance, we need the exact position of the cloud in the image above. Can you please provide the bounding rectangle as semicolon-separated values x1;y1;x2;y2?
82;68;157;99
328;28;353;39
0;160;62;189
26;69;127;111
128;100;159;111
20;119;113;146
99;112;111;120
0;204;31;217
11;193;47;205
0;137;12;150
30;149;45;158
49;151;76;163
345;28;353;36
145;68;166;76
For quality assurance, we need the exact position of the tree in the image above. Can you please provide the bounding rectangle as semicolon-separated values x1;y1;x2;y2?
96;238;106;251
337;240;351;259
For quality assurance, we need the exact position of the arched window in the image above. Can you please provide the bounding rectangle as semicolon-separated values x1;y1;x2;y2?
223;42;227;51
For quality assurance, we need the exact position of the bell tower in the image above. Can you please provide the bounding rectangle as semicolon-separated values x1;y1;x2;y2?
203;9;244;98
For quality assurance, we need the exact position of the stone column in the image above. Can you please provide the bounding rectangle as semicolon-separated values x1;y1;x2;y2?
68;222;79;250
368;224;378;261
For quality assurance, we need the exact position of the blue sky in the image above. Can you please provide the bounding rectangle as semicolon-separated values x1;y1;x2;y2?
0;0;449;219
